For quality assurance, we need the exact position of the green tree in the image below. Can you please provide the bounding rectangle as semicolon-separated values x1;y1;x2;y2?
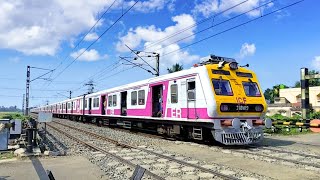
263;84;288;103
293;70;320;87
263;88;274;103
167;63;183;73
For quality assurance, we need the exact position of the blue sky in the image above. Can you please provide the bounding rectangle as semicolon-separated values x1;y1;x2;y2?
0;0;318;108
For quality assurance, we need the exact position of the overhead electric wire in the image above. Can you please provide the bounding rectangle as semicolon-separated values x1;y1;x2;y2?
0;95;66;99
50;1;138;84
153;0;275;52
50;0;118;72
162;0;304;57
144;0;249;49
0;87;70;91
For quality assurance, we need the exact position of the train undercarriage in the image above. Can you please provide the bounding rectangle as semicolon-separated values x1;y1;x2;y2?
50;113;270;145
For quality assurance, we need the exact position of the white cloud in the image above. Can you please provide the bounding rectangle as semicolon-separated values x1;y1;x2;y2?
70;48;107;62
239;43;256;58
84;33;99;41
116;14;200;67
193;0;274;18
130;0;167;12
167;0;176;12
312;56;320;70
0;0;171;56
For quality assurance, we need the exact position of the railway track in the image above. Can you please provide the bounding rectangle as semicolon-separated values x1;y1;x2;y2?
31;114;320;174
50;121;239;180
230;147;320;169
46;123;164;180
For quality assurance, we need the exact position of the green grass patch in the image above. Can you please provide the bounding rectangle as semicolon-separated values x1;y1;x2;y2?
264;126;312;135
0;151;15;160
0;112;29;121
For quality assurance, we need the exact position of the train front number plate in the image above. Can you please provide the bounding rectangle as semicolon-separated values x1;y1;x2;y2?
236;105;249;111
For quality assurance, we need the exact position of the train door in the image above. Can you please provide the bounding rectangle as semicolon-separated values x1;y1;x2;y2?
186;78;198;119
152;85;163;117
88;98;92;114
65;103;67;113
101;95;106;115
121;91;127;116
71;101;73;114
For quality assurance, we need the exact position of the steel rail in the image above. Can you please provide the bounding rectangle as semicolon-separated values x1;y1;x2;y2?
249;146;320;159
232;149;320;169
52;121;238;180
46;123;165;180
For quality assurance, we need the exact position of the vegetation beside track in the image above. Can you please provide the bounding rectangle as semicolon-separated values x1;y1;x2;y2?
0;112;29;121
0;151;15;160
265;113;316;135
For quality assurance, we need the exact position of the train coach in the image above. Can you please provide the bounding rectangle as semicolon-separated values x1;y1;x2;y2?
32;55;272;145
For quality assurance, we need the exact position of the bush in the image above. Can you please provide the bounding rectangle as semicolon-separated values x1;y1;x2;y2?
0;112;28;121
311;111;320;119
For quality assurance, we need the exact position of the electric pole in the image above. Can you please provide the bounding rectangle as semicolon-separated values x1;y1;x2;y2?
25;66;30;115
85;80;95;94
155;53;160;77
69;91;72;99
25;66;54;116
22;94;25;114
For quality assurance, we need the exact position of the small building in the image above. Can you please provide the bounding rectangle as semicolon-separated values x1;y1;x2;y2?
266;86;320;117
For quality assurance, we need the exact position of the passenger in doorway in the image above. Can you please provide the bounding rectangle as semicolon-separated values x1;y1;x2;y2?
103;100;107;114
157;93;162;117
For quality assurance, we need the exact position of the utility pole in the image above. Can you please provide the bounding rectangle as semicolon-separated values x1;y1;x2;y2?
22;94;25;114
155;53;160;77
85;80;95;94
25;66;54;116
69;91;72;99
25;66;30;116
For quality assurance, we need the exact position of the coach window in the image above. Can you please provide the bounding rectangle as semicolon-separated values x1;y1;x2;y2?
187;81;196;100
138;90;145;105
84;99;88;109
67;102;71;109
242;82;261;97
108;95;112;107
92;98;97;108
96;98;100;107
112;95;117;106
171;84;178;103
131;91;137;105
212;79;233;96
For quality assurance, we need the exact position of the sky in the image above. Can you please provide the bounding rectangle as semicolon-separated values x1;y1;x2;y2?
0;0;319;108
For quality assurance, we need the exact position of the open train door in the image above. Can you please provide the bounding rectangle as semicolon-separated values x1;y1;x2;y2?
88;98;92;114
152;85;163;117
120;91;127;116
101;95;106;115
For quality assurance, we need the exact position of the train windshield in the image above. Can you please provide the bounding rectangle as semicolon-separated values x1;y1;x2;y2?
242;82;261;97
212;79;233;96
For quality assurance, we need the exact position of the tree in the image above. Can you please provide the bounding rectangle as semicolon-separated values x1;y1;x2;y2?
293;70;320;87
167;63;183;73
263;84;288;103
263;88;274;103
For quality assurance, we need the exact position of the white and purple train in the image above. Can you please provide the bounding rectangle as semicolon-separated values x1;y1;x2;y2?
32;55;272;145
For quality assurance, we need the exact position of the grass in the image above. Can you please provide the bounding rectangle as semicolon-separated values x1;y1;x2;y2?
264;126;312;136
0;112;28;121
0;151;15;160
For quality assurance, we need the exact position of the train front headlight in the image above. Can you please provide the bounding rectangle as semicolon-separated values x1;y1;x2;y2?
220;104;229;112
255;105;263;112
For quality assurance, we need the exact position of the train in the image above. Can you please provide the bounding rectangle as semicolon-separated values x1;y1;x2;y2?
31;55;272;145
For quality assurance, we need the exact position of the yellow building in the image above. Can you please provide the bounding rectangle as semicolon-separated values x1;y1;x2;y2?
266;86;320;117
